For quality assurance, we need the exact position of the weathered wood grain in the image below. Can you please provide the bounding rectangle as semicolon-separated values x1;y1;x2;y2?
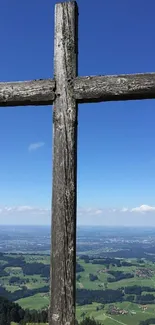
50;2;78;325
1;72;155;107
74;73;155;102
0;79;55;106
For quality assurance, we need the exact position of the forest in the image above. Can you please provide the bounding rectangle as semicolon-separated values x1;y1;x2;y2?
0;296;48;325
0;296;101;325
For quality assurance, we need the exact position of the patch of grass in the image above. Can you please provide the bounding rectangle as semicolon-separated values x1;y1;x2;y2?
16;293;49;310
4;266;23;276
108;276;155;290
11;323;48;325
77;260;108;290
76;302;155;325
24;255;50;265
1;271;48;293
26;280;47;290
0;259;8;265
5;284;22;292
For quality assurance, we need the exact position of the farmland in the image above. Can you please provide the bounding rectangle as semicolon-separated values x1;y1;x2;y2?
2;226;155;324
1;253;155;324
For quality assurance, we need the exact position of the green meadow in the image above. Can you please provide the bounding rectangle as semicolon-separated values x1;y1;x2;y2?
3;254;155;325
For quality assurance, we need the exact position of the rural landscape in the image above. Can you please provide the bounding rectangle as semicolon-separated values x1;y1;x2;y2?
0;0;155;324
1;226;155;324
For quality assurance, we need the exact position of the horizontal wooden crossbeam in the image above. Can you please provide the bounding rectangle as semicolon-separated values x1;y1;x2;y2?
0;72;155;107
75;73;155;103
0;79;55;107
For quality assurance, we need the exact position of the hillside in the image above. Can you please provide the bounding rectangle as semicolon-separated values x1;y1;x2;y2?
1;252;155;324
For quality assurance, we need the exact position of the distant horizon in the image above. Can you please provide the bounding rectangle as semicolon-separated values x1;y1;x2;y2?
0;204;155;226
1;224;155;228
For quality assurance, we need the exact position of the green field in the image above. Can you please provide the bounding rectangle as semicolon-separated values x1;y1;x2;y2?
11;323;48;325
76;302;155;325
76;259;108;290
16;293;49;310
24;255;50;265
12;302;155;325
2;253;155;325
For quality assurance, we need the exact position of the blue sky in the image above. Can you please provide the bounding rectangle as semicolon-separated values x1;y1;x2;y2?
0;0;155;225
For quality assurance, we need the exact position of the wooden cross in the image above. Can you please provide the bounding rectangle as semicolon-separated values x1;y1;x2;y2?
1;1;155;325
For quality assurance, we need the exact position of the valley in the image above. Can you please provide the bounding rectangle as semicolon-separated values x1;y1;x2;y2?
1;226;155;324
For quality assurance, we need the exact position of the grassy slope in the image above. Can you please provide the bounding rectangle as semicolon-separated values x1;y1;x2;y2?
76;302;155;325
16;293;49;310
3;254;155;324
77;259;108;290
11;323;48;325
1;265;47;292
24;255;50;265
77;259;155;291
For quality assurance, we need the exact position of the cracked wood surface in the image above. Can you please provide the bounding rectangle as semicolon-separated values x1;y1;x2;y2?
74;73;155;103
0;79;55;106
1;72;155;107
50;2;78;325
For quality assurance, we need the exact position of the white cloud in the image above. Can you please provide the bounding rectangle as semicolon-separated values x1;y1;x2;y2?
28;142;45;152
1;203;155;226
77;208;103;216
0;205;50;215
131;204;155;213
2;204;155;216
0;205;51;225
94;209;103;215
108;208;118;213
77;205;155;227
17;206;34;212
121;207;128;212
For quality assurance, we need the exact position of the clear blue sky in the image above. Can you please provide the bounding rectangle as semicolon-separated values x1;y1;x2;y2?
0;0;155;226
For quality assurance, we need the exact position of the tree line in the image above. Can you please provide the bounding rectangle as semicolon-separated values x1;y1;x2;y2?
124;285;155;295
80;255;136;267
80;245;155;262
0;253;83;280
140;319;155;325
0;295;102;325
107;270;134;282
0;296;48;325
0;284;49;302
76;286;155;306
2;282;155;306
76;288;124;305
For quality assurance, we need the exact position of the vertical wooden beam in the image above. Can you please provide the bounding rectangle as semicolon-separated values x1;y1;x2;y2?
50;2;78;325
